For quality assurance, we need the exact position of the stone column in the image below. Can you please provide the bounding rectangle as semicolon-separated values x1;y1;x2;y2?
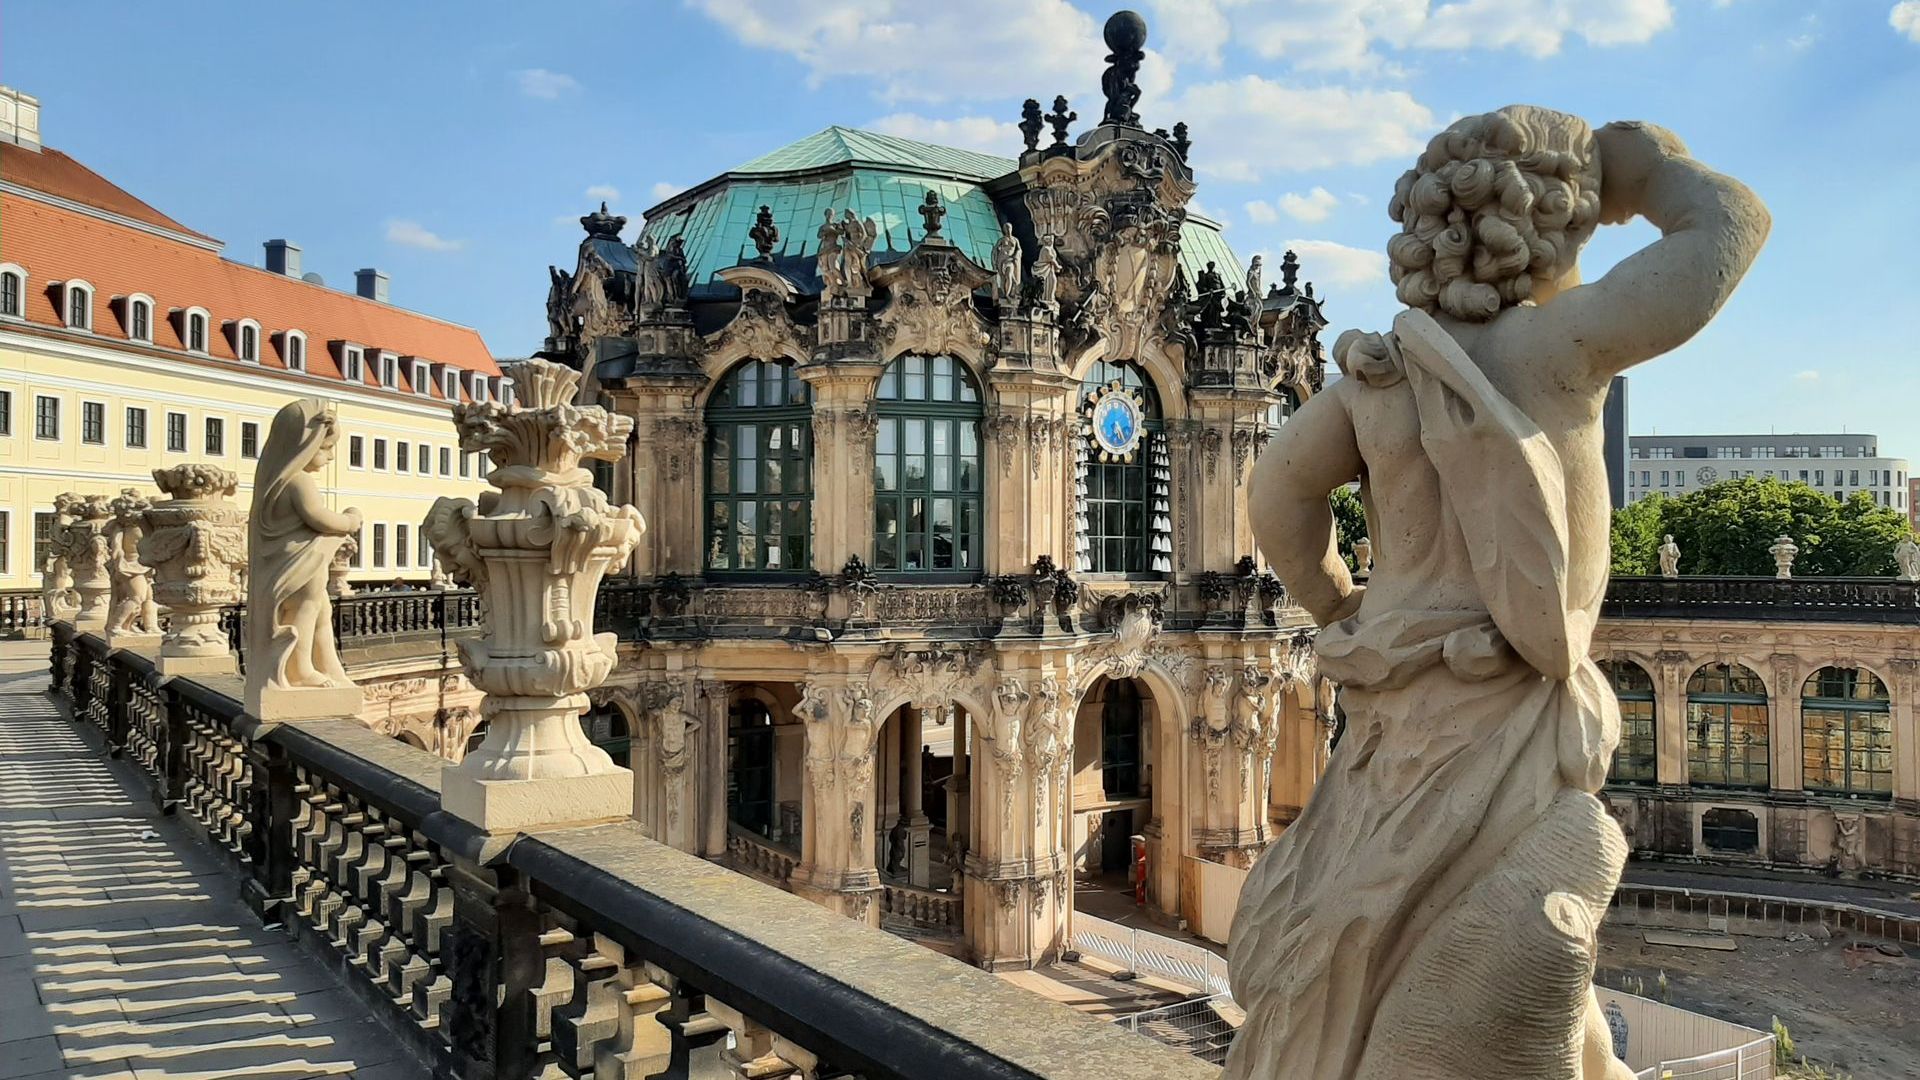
799;370;882;575
1184;392;1269;579
64;493;114;633
701;680;729;858
1891;658;1919;803
140;465;248;675
1653;650;1691;787
608;389;701;577
789;681;882;925
1768;654;1804;793
426;359;643;832
964;672;1055;969
902;706;932;887
947;709;971;857
982;375;1076;578
104;488;162;649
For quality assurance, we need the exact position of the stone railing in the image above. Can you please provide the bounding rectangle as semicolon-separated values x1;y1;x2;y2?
1604;575;1920;623
725;824;799;887
330;588;483;645
882;882;963;935
47;622;1213;1080
0;587;44;634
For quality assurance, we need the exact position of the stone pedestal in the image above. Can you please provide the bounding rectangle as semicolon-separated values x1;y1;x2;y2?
105;630;164;651
427;359;645;833
141;464;249;678
63;494;115;633
247;683;365;722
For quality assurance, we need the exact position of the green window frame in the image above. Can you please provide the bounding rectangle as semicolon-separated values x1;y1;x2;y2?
1076;359;1168;576
580;704;632;764
873;354;982;578
705;359;812;574
1100;679;1145;799
1801;666;1892;798
1685;663;1770;789
1600;659;1657;785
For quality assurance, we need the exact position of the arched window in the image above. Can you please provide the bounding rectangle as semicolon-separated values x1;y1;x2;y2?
1;266;26;318
580;703;632;763
1686;663;1769;789
128;297;152;342
282;330;306;371
64;282;92;330
1075;359;1169;575
183;308;210;354
238;321;259;362
1802;666;1892;798
873;354;982;575
1600;659;1657;784
705;360;812;573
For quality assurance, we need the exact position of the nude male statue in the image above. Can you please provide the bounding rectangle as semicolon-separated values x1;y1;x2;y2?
1230;107;1768;1080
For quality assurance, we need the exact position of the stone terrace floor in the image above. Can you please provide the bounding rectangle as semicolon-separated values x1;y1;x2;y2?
0;642;425;1080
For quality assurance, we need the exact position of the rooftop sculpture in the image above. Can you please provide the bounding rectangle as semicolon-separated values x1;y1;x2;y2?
1236;106;1769;1079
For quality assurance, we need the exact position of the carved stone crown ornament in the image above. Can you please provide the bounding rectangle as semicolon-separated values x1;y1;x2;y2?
139;465;248;674
426;358;646;831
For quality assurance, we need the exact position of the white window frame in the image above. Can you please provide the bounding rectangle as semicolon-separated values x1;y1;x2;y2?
469;371;489;405
80;398;107;446
58;278;95;331
411;360;431;397
179;306;213;355
373;437;389;472
231;318;263;363
280;329;308;372
441;367;458;400
165;410;188;453
348;434;366;471
34;394;59;440
499;376;514;407
337;342;366;383
121;293;156;343
376;351;399;389
125;405;148;449
0;263;26;321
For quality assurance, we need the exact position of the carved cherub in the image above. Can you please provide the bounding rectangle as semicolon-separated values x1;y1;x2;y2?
248;400;363;695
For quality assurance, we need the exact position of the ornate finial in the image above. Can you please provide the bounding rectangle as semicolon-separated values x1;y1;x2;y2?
918;190;946;238
749;204;780;260
1019;98;1044;152
1045;95;1076;148
580;201;627;240
1100;11;1148;128
1281;249;1300;291
1171;121;1191;161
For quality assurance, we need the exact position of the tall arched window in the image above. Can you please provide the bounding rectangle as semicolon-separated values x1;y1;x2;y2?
873;354;982;576
1802;666;1892;798
1075;359;1169;575
1686;663;1769;789
705;360;812;573
1600;659;1657;784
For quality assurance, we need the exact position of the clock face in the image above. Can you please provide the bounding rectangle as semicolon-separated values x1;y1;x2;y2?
1696;466;1718;484
1092;394;1142;457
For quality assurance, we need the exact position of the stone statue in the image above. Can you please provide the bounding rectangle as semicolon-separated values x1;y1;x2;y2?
545;265;574;341
659;236;690;305
1030;234;1061;313
816;208;844;294
570;247;616;343
1658;534;1681;579
1236;107;1768;1080
839;210;877;293
426;359;644;830
246;399;364;719
63;494;115;631
1896;534;1920;582
1245;254;1264;309
1769;534;1798;579
327;535;357;598
40;492;80;622
632;235;665;318
104;488;160;642
1350;536;1372;579
992;222;1022;308
141;465;247;674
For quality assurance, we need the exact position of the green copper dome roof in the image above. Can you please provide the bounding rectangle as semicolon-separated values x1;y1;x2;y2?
638;126;1240;295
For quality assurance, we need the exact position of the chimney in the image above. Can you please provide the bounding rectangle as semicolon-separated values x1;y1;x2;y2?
0;86;42;152
264;239;302;278
355;268;390;304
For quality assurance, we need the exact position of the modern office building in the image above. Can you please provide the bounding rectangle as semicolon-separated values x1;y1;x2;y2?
1625;432;1908;512
0;86;503;591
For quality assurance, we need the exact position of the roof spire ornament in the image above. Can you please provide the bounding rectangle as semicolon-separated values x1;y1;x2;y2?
1100;10;1148;128
579;201;627;240
1019;98;1044;152
1280;249;1300;292
749;204;780;261
1171;121;1191;161
918;190;946;239
1045;95;1076;149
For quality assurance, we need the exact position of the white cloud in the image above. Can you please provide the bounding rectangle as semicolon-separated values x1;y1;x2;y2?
1146;0;1233;67
1892;2;1920;43
1285;239;1386;288
1244;200;1279;225
1169;76;1432;181
385;219;462;252
1279;186;1340;223
1794;370;1821;383
650;181;687;201
867;113;1023;156
585;184;621;203
514;68;581;100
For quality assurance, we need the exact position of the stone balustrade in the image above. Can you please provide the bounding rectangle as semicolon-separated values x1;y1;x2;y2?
726;825;799;887
47;620;1214;1080
882;881;964;934
1604;574;1920;622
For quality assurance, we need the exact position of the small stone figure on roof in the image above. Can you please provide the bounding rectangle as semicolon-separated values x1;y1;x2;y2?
1100;10;1147;128
1019;98;1044;152
839;210;877;292
1658;534;1681;578
1045;95;1076;148
1195;260;1226;328
1246;255;1265;308
992;223;1022;309
816;208;844;293
1770;534;1798;579
658;236;690;306
1159;268;1198;354
570;247;617;343
1895;534;1920;582
1030;234;1062;314
1171;121;1191;162
633;235;666;316
918;190;946;239
1225;290;1255;339
545;265;574;341
749;204;780;261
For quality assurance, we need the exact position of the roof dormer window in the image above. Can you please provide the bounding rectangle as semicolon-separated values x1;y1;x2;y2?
58;279;94;331
177;307;212;354
230;319;262;363
121;294;155;342
411;359;431;396
499;377;515;408
377;351;398;389
335;342;365;383
469;371;488;405
0;265;26;319
441;367;458;400
279;330;307;372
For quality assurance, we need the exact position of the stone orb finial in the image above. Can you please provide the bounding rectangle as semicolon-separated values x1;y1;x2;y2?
1105;9;1148;52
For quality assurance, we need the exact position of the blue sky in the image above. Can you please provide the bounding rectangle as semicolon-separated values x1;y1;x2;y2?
7;1;1918;451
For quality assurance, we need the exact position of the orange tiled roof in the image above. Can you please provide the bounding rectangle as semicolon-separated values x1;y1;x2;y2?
0;149;498;393
1;142;214;242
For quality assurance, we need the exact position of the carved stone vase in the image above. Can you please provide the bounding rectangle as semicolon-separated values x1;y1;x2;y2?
140;465;248;675
64;493;115;632
426;359;645;831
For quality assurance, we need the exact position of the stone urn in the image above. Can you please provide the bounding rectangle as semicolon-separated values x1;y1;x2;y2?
140;465;248;675
64;493;116;632
426;358;644;830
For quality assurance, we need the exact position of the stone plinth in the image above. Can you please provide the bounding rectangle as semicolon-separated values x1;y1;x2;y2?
142;465;248;675
63;493;115;632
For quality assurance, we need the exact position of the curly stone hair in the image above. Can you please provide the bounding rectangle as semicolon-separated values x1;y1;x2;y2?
1387;105;1601;322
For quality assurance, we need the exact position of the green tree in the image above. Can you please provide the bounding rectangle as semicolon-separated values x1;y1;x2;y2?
1608;477;1913;576
1330;486;1368;570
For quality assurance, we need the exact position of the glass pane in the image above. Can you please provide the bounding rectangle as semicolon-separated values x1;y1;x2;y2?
737;456;757;494
740;369;759;407
736;502;758;569
933;422;952;488
879;366;899;400
875;456;897;491
905;498;925;569
959;456;977;492
787;499;807;566
875;499;899;570
877;420;896;455
958;501;975;568
932;498;953;569
933;355;953;400
906;418;926;455
905;355;926;400
765;457;783;491
707;503;732;569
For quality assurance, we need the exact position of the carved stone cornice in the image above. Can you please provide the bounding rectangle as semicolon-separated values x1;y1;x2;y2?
704;287;813;367
871;241;994;365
